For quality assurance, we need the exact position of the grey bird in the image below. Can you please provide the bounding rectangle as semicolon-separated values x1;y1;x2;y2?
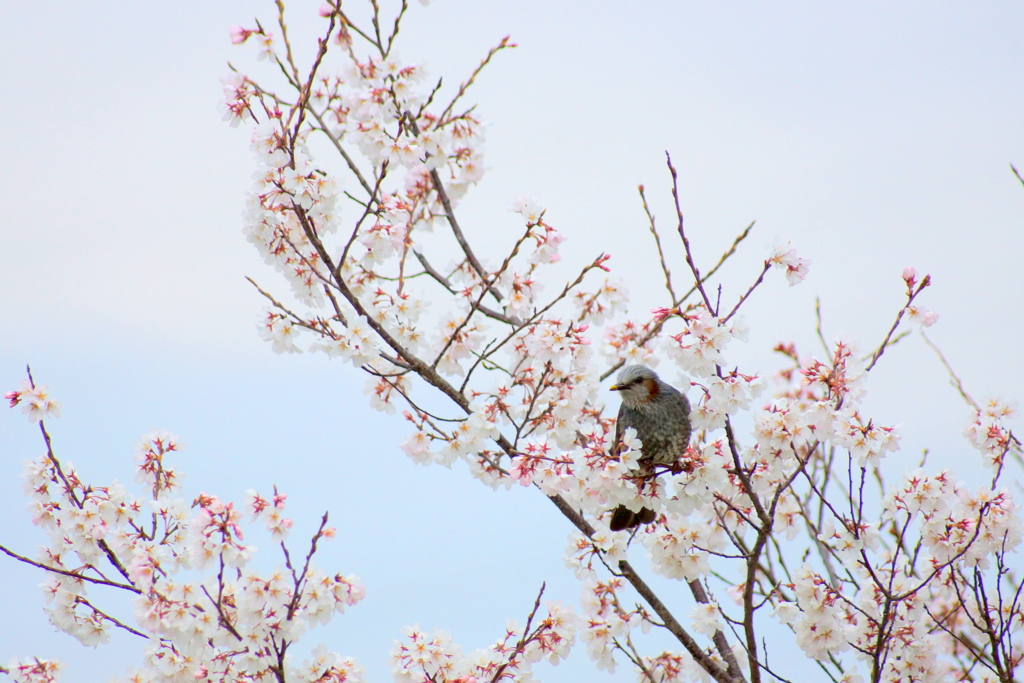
608;364;692;531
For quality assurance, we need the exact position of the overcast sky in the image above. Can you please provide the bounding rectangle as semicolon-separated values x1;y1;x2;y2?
2;2;1023;681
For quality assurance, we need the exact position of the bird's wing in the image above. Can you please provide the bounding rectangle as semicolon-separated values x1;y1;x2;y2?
612;402;627;457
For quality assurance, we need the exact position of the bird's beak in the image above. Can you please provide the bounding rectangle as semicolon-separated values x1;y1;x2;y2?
609;384;622;391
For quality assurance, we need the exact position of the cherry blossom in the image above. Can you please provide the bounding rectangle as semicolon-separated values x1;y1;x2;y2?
6;380;62;422
5;2;1022;682
767;239;811;285
4;658;63;683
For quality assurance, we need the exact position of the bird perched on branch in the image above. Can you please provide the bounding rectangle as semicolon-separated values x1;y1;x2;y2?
608;364;692;531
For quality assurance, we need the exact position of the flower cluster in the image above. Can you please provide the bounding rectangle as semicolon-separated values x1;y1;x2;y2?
643;513;722;582
390;600;577;683
7;2;1023;683
689;370;765;431
577;579;647;673
3;658;63;683
788;566;850;659
748;339;1024;681
10;384;371;682
602;320;657;366
6;380;62;422
663;308;748;378
964;397;1020;469
768;240;811;286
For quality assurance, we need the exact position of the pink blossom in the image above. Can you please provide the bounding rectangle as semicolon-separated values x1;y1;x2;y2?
651;306;677;322
229;26;254;44
906;304;939;327
768;240;811;285
5;380;62;422
511;195;543;223
6;657;63;683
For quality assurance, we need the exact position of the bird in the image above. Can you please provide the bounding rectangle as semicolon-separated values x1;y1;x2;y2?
607;364;692;531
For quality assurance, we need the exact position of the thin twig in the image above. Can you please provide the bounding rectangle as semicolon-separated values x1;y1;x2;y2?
921;330;978;409
0;545;140;593
865;276;930;371
722;263;771;323
666;152;715;314
31;415;134;584
402;115;503;305
307;107;374;197
1012;164;1024;189
412;249;521;325
437;37;516;125
202;584;244;642
79;598;148;639
599;220;755;382
639;184;676;302
814;297;829;355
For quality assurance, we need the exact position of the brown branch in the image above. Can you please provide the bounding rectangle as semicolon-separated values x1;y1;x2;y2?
273;2;302;85
289;12;336;152
339;161;390;267
1012;163;1024;189
411;249;521;325
369;0;385;54
639;184;676;303
307;107;375;197
403;115;504;305
599;220;755;382
283;142;740;683
33;417;134;585
666;152;715;314
77;597;147;639
865;276;930;372
921;330;978;409
722;262;771;323
688;578;745;679
437;36;516;125
286;512;331;619
620;562;743;683
201;584;244;642
488;582;546;683
430;224;534;369
0;544;140;594
383;0;409;57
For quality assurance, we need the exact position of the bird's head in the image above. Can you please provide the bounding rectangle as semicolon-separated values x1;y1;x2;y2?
610;364;661;409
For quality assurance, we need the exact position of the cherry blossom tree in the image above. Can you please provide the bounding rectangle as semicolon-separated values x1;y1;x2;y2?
3;2;1023;682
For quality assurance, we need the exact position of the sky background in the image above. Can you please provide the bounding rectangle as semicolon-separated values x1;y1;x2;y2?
2;1;1023;681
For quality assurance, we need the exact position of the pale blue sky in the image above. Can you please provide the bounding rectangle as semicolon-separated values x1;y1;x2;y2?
2;2;1023;681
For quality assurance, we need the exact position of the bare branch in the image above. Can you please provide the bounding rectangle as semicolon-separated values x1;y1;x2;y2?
921;330;979;410
599;220;755;382
437;36;516;125
0;545;140;594
639;184;676;303
666;152;715;314
865;275;931;371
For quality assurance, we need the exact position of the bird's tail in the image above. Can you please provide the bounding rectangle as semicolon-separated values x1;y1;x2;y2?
609;505;656;531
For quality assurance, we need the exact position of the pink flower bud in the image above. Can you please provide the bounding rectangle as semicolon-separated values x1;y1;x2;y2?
229;26;253;44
